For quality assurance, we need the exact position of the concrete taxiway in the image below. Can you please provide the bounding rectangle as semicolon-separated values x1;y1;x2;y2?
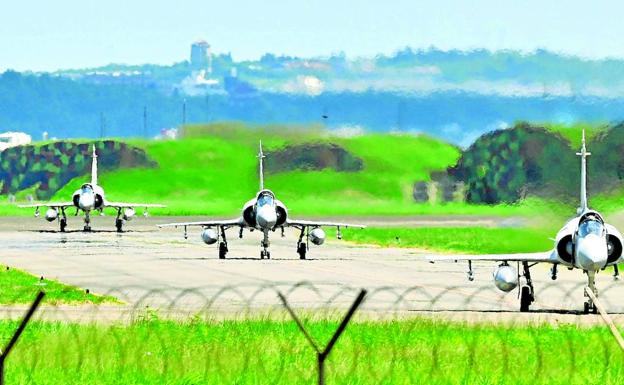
1;216;623;323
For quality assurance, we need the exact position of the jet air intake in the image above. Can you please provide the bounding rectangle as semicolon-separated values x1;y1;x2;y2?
556;235;574;264
607;234;623;264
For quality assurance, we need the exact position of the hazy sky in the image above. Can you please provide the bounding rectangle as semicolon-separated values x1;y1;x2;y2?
1;0;623;71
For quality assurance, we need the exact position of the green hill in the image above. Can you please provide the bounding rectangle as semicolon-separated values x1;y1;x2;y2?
0;124;579;217
53;129;465;216
29;124;535;216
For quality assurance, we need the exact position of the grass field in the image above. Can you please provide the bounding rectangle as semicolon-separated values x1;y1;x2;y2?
3;317;622;384
542;122;608;146
0;266;116;304
337;226;555;254
0;125;579;217
67;130;466;216
0;122;618;218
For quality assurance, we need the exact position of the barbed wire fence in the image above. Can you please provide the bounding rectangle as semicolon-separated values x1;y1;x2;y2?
1;282;624;384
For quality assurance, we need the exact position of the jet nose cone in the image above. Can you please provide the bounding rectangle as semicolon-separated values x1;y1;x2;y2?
78;193;95;210
576;234;608;271
256;206;277;228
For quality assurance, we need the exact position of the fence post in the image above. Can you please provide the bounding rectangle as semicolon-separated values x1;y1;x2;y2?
278;289;367;385
584;287;624;350
0;291;45;385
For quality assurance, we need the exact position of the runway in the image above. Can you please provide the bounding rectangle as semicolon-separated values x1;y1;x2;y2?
1;216;624;323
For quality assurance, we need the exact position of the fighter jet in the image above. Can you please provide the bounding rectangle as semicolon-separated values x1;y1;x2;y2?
158;142;365;259
431;130;623;313
20;145;165;232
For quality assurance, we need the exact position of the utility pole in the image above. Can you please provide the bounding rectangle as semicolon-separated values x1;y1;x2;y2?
143;105;148;138
397;101;405;131
99;112;106;138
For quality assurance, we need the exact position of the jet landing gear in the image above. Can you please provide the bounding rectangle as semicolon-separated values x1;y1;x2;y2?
296;227;307;260
59;209;67;232
584;270;599;314
219;227;228;260
83;211;92;232
115;208;124;233
519;261;535;312
260;230;271;259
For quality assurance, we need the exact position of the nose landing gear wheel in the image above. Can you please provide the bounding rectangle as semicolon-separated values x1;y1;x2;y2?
60;218;67;232
297;242;307;260
115;219;123;233
260;250;271;259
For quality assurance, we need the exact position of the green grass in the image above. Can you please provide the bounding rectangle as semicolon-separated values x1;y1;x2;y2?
3;317;623;384
95;132;463;216
541;121;608;147
337;226;555;254
0;123;614;217
0;125;578;217
0;266;116;304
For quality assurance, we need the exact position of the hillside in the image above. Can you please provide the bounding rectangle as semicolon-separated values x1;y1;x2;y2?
447;122;624;209
3;70;624;147
46;129;466;216
2;124;609;218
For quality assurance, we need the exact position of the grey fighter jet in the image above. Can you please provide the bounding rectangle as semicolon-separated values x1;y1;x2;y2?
20;145;165;232
431;130;624;313
158;142;365;259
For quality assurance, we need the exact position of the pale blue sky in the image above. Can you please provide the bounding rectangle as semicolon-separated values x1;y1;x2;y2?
1;0;622;71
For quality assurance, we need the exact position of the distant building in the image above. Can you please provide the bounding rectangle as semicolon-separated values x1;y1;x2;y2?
157;128;179;140
0;132;31;151
190;40;212;73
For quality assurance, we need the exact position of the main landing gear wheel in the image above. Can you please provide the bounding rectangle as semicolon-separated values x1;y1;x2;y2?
297;242;307;260
219;241;228;260
115;219;123;233
519;261;535;312
583;302;598;314
260;250;271;259
520;286;532;312
60;218;67;232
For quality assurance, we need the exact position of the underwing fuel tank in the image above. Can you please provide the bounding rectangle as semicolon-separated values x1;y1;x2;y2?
45;208;58;222
493;264;518;292
309;228;326;245
201;228;218;245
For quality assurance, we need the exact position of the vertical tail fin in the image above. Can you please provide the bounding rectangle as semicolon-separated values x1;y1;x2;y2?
576;129;590;213
258;141;265;190
91;144;98;186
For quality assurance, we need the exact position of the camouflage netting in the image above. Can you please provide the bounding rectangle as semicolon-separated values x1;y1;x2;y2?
448;123;577;204
265;143;363;173
0;141;157;199
587;123;624;191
